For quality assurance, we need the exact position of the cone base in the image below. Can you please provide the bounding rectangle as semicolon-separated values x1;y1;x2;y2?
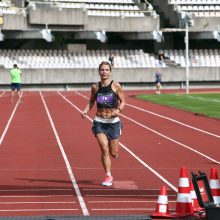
172;212;194;218
193;207;205;212
151;212;174;218
193;211;206;219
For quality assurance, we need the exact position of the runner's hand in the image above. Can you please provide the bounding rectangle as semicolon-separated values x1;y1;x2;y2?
81;112;87;118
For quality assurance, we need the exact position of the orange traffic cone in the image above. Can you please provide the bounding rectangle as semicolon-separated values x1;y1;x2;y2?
151;186;172;218
173;167;194;217
209;167;220;205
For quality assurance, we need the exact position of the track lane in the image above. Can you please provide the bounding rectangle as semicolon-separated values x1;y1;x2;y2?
0;92;19;140
123;96;220;162
40;91;89;216
0;92;85;216
42;91;177;216
0;90;219;217
76;90;220;164
73;91;220;185
126;90;220;136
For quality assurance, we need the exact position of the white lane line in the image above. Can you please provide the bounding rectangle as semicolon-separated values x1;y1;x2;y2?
58;92;178;192
0;100;20;145
0;209;78;212
40;92;89;216
0;168;62;171
0;202;76;204
0;92;5;97
89;200;176;203
0;195;73;198
76;92;220;164
126;103;220;139
0;189;72;192
92;208;153;211
69;91;220;181
93;208;174;211
187;95;220;103
85;195;176;197
92;208;176;211
121;114;220;165
83;188;172;191
0;91;24;145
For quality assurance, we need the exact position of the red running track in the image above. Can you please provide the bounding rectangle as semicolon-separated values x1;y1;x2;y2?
0;90;219;217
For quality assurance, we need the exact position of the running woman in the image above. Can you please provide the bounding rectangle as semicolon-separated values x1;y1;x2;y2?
81;61;126;186
155;69;162;94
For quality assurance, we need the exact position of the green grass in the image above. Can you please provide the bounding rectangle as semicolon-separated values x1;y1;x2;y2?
136;93;220;119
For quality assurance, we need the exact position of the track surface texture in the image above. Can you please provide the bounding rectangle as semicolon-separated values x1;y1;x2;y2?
0;89;219;220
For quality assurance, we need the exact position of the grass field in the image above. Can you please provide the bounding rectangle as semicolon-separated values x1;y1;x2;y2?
136;93;220;120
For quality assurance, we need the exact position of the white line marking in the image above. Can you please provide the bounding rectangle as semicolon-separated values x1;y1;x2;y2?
0;195;73;198
58;92;178;192
69;91;220;186
85;195;176;197
74;92;219;165
126;103;220;139
40;91;89;216
0;189;72;192
187;95;220;103
0;202;76;204
0;101;20;145
0;209;78;212
92;208;153;211
120;114;220;165
121;142;180;191
74;91;89;100
0;92;5;97
0;168;62;171
83;188;172;192
89;200;176;203
92;208;176;211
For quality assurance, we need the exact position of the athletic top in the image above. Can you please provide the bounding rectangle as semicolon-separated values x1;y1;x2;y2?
10;68;21;83
95;80;118;109
155;72;161;83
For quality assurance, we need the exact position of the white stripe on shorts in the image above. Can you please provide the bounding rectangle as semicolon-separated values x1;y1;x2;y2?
93;116;120;123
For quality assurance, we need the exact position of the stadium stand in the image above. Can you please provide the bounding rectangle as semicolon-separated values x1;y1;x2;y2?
163;49;220;67
1;48;219;69
0;49;159;69
0;0;158;32
0;0;219;89
155;0;220;31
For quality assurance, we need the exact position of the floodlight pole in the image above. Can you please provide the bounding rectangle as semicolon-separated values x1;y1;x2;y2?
185;20;189;94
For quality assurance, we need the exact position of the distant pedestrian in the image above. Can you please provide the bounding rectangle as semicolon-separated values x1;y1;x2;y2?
108;53;115;67
155;70;162;94
10;64;22;103
158;51;165;67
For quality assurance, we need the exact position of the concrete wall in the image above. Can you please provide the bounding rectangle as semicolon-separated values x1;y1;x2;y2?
193;17;220;32
1;2;219;33
29;6;87;26
1;67;220;86
2;14;27;30
1;5;159;32
86;16;159;32
153;0;220;31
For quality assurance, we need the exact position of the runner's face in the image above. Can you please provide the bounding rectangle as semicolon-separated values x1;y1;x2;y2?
99;64;111;79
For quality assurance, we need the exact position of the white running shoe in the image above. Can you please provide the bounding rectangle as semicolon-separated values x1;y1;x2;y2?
102;176;113;186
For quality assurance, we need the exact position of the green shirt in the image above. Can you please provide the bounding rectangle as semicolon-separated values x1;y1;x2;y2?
10;68;21;83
